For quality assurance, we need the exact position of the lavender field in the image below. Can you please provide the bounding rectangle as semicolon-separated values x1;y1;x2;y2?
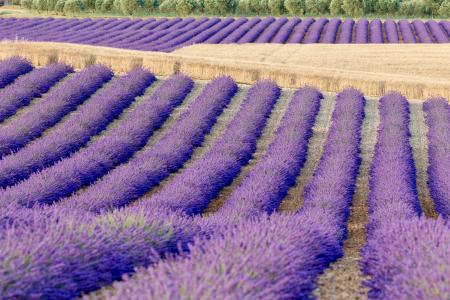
0;17;449;51
0;56;448;299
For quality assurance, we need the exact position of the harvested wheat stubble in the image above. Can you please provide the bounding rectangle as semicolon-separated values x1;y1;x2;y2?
138;85;248;202
204;89;294;214
278;93;335;212
314;97;380;300
1;42;450;100
408;100;439;218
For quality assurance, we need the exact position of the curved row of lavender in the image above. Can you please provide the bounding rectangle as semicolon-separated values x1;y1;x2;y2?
361;93;450;299
0;68;155;188
0;76;237;210
0;57;33;89
0;61;448;299
142;80;280;216
0;17;448;52
0;63;72;124
423;98;450;219
0;74;239;299
0;64;113;157
92;87;365;299
53;76;237;214
219;86;322;220
0;82;313;299
0;204;206;299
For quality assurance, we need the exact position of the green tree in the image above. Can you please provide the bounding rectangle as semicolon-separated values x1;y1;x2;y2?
81;0;95;10
268;0;285;14
63;0;84;14
399;0;429;16
423;0;443;15
120;0;145;14
94;0;103;10
175;0;197;15
101;0;113;11
438;0;450;16
284;0;306;15
47;0;58;9
305;0;330;14
54;0;66;11
159;0;176;12
342;0;364;16
20;0;33;9
329;0;344;14
373;0;399;14
204;0;237;14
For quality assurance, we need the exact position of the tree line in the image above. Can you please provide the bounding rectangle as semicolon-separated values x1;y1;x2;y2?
16;0;450;18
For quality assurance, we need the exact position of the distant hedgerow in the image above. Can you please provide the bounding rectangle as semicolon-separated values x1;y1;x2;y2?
63;0;84;14
268;0;285;14
120;0;145;14
284;0;306;15
204;0;237;14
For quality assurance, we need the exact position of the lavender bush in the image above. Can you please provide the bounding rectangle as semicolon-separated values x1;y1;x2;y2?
412;20;433;43
145;80;280;216
337;18;355;43
384;19;399;43
355;18;369;43
0;57;33;89
0;72;194;208
0;206;203;299
95;212;342;300
398;20;417;43
426;20;449;43
365;92;420;234
360;93;449;299
220;17;261;43
321;18;341;43
303;17;328;43
219;86;322;220
52;76;237;213
0;64;113;156
369;19;383;43
0;69;155;188
0;63;72;123
1;17;446;50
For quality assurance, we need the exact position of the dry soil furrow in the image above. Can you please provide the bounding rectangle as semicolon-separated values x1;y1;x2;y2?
135;85;249;201
313;98;379;300
204;89;295;214
409;100;438;218
278;93;335;212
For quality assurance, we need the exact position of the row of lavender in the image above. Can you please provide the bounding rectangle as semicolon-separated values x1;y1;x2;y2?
361;93;450;299
0;57;448;299
0;17;449;52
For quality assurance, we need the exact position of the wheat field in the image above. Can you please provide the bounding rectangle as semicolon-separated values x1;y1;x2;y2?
1;41;449;100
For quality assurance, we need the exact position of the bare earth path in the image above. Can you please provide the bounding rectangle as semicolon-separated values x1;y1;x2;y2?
409;100;438;218
313;98;380;300
278;93;335;212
